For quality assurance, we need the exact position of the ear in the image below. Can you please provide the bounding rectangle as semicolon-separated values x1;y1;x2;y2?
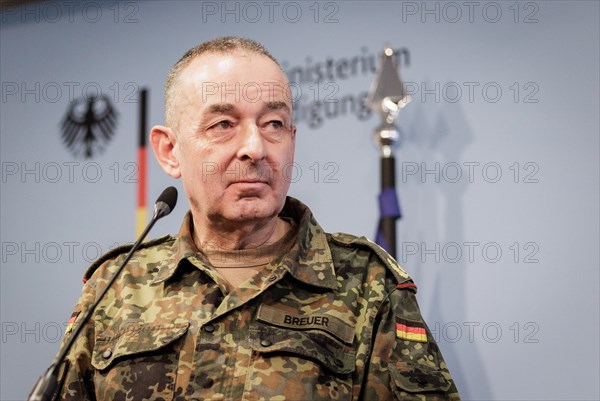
150;125;181;178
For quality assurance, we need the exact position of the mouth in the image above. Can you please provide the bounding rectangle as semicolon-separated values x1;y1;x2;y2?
229;180;270;198
229;179;269;187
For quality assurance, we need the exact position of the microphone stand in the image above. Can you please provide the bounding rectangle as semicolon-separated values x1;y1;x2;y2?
28;188;177;401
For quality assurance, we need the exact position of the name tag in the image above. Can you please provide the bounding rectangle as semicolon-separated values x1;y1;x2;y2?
283;314;330;327
256;304;354;344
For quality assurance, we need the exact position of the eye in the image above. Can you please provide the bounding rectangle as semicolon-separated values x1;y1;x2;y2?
267;120;284;129
214;120;233;129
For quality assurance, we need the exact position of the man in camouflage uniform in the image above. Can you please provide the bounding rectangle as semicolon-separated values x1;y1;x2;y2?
50;37;461;400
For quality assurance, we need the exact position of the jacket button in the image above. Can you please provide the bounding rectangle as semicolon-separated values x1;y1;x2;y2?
268;275;277;282
334;358;344;368
203;324;215;333
102;350;112;359
260;339;272;347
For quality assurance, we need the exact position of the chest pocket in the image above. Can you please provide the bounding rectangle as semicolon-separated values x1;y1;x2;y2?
246;323;355;401
91;322;189;401
389;361;451;400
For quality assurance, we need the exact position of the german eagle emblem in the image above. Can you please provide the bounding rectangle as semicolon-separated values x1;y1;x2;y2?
61;95;118;158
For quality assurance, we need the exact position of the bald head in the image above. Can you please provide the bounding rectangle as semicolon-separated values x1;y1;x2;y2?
165;36;287;130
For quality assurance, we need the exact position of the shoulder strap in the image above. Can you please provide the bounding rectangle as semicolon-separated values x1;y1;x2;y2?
83;235;172;283
330;232;412;284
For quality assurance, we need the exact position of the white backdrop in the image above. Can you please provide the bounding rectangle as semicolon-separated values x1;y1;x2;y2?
1;1;599;400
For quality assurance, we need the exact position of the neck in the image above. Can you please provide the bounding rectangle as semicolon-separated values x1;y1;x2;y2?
192;214;288;251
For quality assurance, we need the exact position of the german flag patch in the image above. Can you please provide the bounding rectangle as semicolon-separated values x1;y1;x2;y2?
396;317;428;343
65;312;79;336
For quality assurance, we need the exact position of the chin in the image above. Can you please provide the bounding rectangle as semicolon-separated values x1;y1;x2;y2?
228;197;280;221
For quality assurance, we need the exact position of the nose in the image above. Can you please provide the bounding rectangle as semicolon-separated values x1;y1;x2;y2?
236;122;266;162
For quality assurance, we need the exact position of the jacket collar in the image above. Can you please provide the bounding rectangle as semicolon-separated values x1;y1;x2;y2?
152;197;337;290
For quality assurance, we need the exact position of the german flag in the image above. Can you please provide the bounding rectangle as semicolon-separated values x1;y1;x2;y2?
396;317;427;343
136;89;148;236
65;311;80;336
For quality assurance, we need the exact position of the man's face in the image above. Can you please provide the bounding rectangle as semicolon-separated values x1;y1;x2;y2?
170;52;296;227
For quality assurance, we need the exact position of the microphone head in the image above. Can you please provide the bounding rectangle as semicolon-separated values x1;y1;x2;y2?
154;186;178;219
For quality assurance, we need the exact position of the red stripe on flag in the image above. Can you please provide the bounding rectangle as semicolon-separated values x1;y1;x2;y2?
68;312;79;324
137;147;147;208
396;323;426;335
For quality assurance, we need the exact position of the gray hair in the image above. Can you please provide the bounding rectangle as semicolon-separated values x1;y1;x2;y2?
165;36;283;129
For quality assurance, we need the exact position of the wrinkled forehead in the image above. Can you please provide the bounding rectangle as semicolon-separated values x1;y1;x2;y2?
177;52;292;107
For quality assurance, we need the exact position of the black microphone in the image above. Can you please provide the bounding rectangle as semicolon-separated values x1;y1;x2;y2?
154;185;177;219
28;187;178;401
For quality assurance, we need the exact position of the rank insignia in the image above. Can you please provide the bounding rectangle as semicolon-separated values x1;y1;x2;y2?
396;317;427;343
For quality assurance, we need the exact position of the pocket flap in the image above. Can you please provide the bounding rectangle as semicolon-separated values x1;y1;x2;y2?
249;324;355;374
390;361;451;393
92;322;189;371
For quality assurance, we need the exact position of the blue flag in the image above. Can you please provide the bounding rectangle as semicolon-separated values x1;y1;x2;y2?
375;188;402;253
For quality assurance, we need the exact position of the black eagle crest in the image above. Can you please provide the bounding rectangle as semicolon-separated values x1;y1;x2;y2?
61;95;118;158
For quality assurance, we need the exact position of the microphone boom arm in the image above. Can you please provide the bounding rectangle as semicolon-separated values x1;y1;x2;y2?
28;187;178;401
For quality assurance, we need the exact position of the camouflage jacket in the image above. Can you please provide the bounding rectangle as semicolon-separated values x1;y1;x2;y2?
52;197;460;401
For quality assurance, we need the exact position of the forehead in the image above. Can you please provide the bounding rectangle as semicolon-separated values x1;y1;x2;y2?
177;52;291;106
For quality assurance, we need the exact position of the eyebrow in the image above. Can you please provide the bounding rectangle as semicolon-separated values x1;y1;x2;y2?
205;103;235;115
203;101;291;116
265;101;290;113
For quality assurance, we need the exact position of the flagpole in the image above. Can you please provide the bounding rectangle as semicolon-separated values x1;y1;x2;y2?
366;45;410;260
381;154;397;258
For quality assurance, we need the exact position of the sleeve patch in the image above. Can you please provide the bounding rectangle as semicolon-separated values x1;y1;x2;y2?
65;311;80;336
396;317;427;343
